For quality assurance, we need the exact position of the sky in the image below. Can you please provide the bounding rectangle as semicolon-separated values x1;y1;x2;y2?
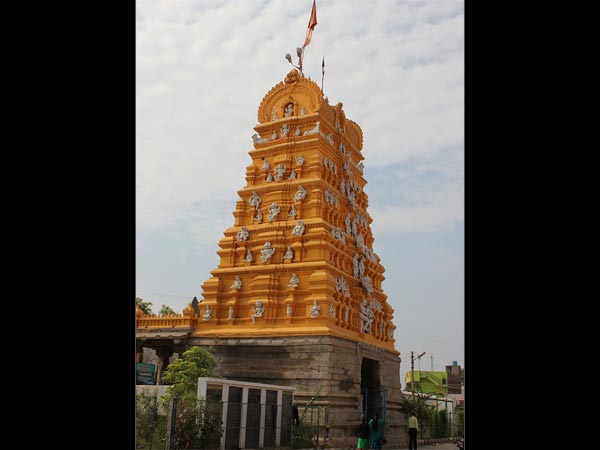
136;0;464;388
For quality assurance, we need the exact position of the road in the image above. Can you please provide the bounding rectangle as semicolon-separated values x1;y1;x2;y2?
418;444;459;449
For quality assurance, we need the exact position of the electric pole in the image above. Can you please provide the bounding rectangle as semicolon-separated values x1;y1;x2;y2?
411;351;414;400
411;351;426;400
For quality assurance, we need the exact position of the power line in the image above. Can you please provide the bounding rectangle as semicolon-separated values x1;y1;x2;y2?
136;289;196;300
393;329;462;348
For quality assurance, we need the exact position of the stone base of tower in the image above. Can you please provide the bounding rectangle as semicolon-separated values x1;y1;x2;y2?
187;335;407;449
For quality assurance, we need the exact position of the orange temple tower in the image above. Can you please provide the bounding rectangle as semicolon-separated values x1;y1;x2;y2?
137;69;405;447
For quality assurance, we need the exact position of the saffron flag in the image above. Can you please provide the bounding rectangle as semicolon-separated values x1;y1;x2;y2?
302;0;318;48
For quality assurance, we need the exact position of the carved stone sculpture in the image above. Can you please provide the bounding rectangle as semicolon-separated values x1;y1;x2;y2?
294;185;307;201
236;226;249;241
291;220;305;236
260;241;275;263
284;102;294;117
288;272;300;288
267;202;281;222
274;163;286;181
284;246;294;261
249;192;261;209
359;299;372;333
231;275;242;289
336;275;350;297
203;305;213;321
310;300;321;318
362;276;373;295
353;253;360;278
303;120;320;136
251;301;265;323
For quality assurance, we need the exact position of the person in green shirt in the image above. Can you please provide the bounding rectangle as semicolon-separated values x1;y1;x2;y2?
407;413;419;450
357;416;370;450
369;412;383;449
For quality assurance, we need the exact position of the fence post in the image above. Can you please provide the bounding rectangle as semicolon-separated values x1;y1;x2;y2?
150;396;157;450
167;397;177;450
324;408;329;448
290;406;294;449
316;406;320;450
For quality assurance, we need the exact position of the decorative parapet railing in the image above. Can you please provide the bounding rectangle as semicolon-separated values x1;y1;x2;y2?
136;313;194;329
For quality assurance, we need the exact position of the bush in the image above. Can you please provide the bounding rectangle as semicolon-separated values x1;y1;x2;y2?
167;394;222;449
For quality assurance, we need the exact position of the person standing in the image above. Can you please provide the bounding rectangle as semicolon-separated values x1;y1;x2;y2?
369;412;383;450
357;416;370;450
407;413;419;450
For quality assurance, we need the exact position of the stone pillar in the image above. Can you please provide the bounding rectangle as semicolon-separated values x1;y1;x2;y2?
154;347;173;384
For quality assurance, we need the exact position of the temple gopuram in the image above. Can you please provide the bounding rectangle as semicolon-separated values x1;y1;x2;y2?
136;68;405;447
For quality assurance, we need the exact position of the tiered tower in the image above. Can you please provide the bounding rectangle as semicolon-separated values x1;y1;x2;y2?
137;68;405;447
198;68;396;353
194;69;403;446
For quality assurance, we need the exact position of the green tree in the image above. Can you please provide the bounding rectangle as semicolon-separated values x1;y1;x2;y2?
159;304;177;315
401;393;435;438
159;347;223;449
161;346;219;394
136;297;153;314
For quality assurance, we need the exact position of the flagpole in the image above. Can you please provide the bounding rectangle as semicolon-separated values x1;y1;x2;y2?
287;0;317;77
301;0;317;76
321;57;325;97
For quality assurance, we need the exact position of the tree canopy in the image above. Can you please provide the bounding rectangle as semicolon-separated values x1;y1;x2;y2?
136;297;153;314
161;347;219;395
159;304;177;315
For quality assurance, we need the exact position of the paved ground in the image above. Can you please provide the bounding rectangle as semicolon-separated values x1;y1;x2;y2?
417;444;459;449
383;444;459;450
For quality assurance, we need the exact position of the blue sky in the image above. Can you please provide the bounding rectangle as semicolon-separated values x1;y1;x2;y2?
136;0;464;387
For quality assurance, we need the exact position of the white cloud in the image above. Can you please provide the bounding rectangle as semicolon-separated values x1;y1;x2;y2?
136;0;463;240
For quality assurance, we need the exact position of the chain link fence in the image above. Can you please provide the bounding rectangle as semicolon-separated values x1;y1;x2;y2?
291;403;328;449
136;394;169;449
136;394;222;450
416;409;464;440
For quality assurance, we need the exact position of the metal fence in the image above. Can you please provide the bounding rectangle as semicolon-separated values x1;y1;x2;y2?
136;394;328;450
416;410;464;440
291;403;328;449
362;386;387;429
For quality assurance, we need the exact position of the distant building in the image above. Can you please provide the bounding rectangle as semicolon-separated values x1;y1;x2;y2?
445;361;463;394
405;370;448;396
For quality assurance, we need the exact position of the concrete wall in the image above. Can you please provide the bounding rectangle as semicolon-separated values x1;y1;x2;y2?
136;384;172;398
